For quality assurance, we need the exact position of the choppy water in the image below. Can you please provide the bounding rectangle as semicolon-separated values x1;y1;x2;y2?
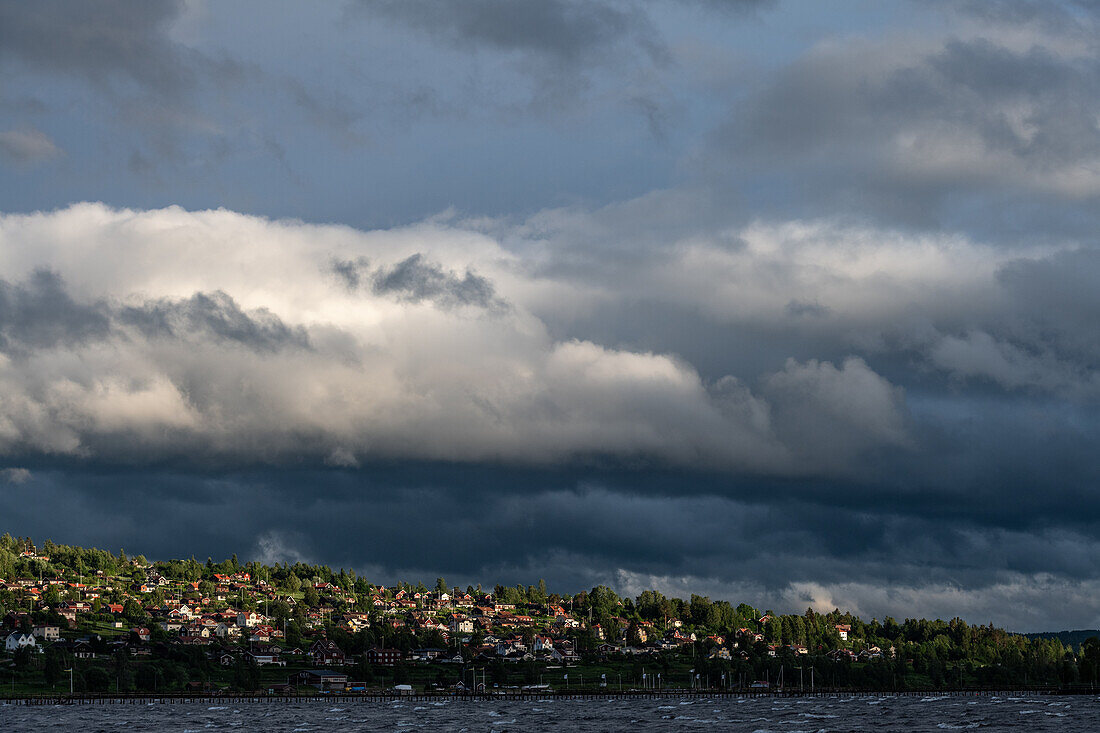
1;694;1096;731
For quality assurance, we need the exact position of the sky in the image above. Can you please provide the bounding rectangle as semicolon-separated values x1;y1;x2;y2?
1;0;1100;632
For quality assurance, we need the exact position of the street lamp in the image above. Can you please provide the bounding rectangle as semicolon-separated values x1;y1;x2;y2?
65;667;73;695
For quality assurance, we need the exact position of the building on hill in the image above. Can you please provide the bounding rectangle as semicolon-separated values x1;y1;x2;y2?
4;631;36;651
293;670;347;691
32;625;59;641
366;647;403;666
310;638;346;666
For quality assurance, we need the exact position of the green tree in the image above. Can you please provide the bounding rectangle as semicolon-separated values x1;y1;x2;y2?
85;667;110;692
44;648;65;687
124;598;147;624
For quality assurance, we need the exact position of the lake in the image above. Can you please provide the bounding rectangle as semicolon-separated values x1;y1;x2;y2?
2;694;1094;731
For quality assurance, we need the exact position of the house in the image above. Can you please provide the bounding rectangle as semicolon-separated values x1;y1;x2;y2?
32;625;60;641
835;624;851;642
177;635;212;646
4;631;36;651
366;647;403;666
237;611;265;628
310;638;346;666
532;635;556;653
132;627;151;642
448;614;474;634
245;650;285;667
294;670;348;692
70;640;94;659
411;647;445;661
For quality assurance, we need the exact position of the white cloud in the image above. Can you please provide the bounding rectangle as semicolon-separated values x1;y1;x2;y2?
7;201;1094;474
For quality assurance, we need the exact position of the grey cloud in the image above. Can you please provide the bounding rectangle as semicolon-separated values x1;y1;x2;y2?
0;270;110;351
372;253;500;309
0;467;30;484
0;128;62;164
0;270;309;356
329;256;371;290
763;357;911;470
717;31;1100;230
284;78;367;146
919;247;1100;397
785;299;829;318
673;0;775;15
946;0;1100;29
351;0;669;113
0;0;195;94
119;291;310;352
356;0;658;63
998;247;1100;360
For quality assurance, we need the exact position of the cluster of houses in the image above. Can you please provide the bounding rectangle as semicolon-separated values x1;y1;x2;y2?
1;544;886;692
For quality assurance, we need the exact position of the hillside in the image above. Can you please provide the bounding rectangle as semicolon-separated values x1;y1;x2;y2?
0;532;1095;694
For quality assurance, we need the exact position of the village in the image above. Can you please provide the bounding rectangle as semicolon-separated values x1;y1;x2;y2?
0;538;907;694
0;536;1066;694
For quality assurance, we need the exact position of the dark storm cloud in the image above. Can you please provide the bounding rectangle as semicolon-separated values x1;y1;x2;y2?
372;253;500;309
6;464;1100;629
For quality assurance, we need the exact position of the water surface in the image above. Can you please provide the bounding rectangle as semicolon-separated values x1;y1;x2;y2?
2;694;1093;731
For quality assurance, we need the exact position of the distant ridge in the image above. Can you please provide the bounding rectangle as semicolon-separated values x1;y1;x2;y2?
1025;630;1100;648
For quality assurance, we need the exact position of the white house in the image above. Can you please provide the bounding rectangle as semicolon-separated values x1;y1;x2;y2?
4;631;36;651
237;611;265;628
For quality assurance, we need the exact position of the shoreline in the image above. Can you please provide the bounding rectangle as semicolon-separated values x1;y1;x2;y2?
3;687;1095;705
